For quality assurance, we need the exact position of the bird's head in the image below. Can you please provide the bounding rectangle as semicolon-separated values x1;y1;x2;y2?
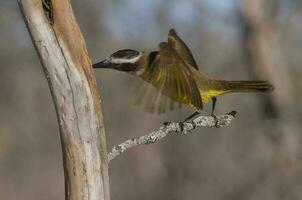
93;49;144;74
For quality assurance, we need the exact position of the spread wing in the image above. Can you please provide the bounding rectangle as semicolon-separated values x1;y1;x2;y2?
138;42;203;113
168;28;199;70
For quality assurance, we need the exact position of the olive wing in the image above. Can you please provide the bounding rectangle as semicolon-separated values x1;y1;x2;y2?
139;42;203;113
168;28;199;70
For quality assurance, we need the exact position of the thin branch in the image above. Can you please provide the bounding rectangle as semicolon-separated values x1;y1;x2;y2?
108;111;237;161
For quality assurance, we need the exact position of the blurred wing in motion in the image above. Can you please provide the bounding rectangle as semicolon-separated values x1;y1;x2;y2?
135;42;203;114
133;81;181;114
168;28;199;70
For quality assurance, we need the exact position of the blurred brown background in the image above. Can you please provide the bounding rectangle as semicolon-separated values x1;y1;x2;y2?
1;0;302;199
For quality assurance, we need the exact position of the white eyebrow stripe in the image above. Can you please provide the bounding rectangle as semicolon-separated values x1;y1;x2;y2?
111;52;142;64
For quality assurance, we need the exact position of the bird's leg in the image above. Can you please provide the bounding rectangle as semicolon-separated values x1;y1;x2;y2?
164;111;200;130
184;111;200;122
211;97;219;127
211;97;217;115
175;111;200;131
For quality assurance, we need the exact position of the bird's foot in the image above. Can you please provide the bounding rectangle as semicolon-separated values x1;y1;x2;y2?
180;117;198;132
212;111;237;127
211;113;220;128
163;121;171;126
179;121;185;132
179;120;196;132
227;110;237;117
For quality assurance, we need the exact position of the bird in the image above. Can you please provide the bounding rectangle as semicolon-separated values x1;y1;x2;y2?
93;28;274;120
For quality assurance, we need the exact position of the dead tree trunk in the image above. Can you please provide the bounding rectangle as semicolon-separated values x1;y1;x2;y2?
18;0;110;200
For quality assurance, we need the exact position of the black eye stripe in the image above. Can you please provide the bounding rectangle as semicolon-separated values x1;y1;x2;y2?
112;49;140;59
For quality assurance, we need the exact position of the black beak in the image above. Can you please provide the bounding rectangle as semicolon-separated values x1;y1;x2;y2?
93;58;111;69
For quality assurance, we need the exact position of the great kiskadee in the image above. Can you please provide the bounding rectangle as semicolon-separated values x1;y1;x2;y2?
93;29;274;118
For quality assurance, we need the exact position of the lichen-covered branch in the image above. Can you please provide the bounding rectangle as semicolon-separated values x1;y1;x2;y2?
108;111;237;161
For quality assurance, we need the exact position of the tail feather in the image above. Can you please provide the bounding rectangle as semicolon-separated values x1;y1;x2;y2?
217;80;274;93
